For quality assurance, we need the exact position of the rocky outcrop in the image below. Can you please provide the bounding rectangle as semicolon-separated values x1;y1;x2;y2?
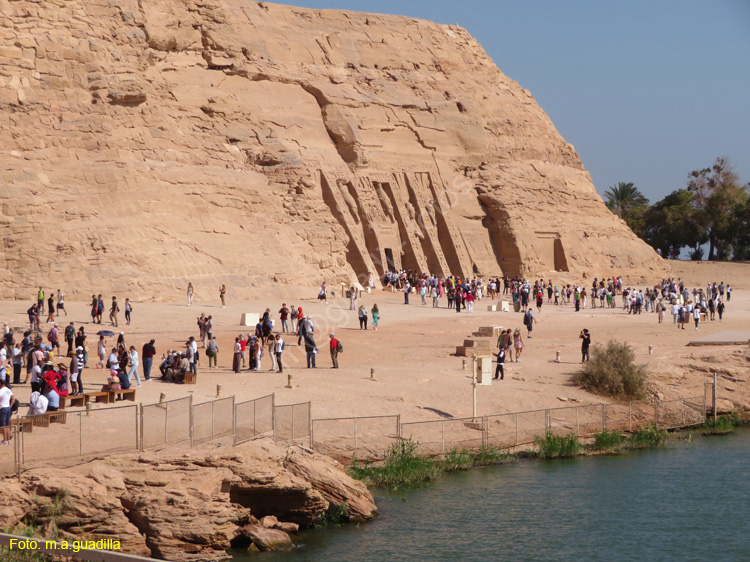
0;0;667;300
0;439;376;561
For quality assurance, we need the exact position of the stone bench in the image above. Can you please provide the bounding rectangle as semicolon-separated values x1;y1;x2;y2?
108;388;137;402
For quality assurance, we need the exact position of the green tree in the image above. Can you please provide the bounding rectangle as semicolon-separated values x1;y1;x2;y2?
687;157;747;260
604;182;649;217
642;189;706;257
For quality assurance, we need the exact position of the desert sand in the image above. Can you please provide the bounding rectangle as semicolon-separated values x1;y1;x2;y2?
3;261;747;440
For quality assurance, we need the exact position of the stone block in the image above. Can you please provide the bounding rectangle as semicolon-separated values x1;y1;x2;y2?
476;355;492;385
240;313;260;327
499;301;511;312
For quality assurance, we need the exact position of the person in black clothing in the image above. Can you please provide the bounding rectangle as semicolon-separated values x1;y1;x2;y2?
580;329;591;363
494;347;506;380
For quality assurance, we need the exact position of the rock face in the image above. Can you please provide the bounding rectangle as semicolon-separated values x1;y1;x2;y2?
0;440;377;561
0;0;666;300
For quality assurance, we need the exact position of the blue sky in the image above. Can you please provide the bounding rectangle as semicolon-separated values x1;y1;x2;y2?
275;0;749;203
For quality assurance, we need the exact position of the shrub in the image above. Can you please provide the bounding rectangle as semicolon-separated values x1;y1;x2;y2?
475;445;515;466
350;438;441;489
628;424;668;449
441;448;474;472
592;429;625;451
573;340;647;399
534;431;582;459
701;412;745;435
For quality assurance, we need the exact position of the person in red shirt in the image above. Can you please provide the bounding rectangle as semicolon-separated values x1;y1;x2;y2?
329;334;339;369
239;334;247;368
42;365;61;394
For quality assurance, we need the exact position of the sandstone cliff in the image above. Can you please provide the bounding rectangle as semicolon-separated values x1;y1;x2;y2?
0;0;666;300
0;440;377;561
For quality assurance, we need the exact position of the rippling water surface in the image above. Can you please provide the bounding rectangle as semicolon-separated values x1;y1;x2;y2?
233;431;750;561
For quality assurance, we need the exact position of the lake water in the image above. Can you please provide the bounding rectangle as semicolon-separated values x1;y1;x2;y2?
233;431;750;561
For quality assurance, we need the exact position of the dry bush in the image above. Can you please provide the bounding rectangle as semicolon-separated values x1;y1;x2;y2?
573;340;647;399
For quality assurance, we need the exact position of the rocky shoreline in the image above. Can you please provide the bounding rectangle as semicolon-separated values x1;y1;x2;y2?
0;440;377;561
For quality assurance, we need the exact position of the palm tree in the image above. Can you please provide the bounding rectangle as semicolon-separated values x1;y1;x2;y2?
604;182;649;217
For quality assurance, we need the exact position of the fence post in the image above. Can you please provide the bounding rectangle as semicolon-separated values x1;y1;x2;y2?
602;404;607;432
291;404;295;443
575;406;580;436
310;419;315;451
272;394;277;441
135;403;139;452
211;400;215;440
628;402;632;433
354;418;358;456
253;399;257;437
703;383;707;418
441;419;445;453
713;372;717;421
515;413;518;446
231;395;236;443
397;414;401;440
165;400;169;445
189;395;194;447
139;403;144;452
545;409;550;433
483;416;488;448
79;412;83;456
14;425;20;478
654;402;659;429
681;398;686;426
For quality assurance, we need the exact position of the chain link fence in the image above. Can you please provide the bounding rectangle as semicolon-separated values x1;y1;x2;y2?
192;396;235;444
234;394;274;444
311;415;400;460
400;416;484;454
140;396;191;450
273;401;311;446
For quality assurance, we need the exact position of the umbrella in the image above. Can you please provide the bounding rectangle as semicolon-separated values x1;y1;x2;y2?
97;330;115;337
456;284;470;291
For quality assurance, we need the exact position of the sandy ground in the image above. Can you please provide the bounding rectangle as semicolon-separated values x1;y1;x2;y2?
2;261;748;432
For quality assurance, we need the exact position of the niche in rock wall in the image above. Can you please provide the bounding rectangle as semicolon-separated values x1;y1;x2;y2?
384;248;396;272
554;238;569;272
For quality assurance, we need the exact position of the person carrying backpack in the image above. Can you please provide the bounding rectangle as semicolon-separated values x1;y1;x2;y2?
329;334;341;369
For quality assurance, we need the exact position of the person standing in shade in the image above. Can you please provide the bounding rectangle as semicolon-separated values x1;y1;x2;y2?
329;334;339;369
494;346;506;380
142;339;156;381
219;284;226;308
580;329;591;363
187;282;194;306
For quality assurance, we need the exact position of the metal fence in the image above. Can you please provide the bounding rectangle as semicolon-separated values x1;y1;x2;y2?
192;396;235;444
0;532;157;561
234;393;274;444
273;401;312;446
140;396;191;450
400;416;485;454
311;415;400;460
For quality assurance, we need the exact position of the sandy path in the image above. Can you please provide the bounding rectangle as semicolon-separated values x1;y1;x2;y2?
2;262;748;426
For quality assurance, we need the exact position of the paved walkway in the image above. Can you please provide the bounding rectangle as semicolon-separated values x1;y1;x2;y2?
688;330;750;346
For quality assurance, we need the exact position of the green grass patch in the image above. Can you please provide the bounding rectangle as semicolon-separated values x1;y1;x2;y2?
533;431;582;459
591;429;625;451
350;439;516;489
628;424;668;449
700;412;747;435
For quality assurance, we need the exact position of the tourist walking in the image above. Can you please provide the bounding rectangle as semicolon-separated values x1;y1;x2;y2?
279;304;290;333
318;283;328;304
220;284;226;308
358;305;368;329
187;282;194;306
305;332;317;369
717;300;725;322
513;328;524;363
109;297;120;327
523;308;537;338
128;346;141;386
56;289;67;316
371;304;380;331
494;347;505;380
274;334;284;374
349;286;357;310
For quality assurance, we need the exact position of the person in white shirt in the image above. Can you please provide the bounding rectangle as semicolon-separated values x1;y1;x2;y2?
0;379;15;444
128;346;141;386
274;335;284;374
28;391;48;416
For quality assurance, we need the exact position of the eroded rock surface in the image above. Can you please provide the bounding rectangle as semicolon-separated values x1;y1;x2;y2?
0;440;376;561
0;0;666;300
